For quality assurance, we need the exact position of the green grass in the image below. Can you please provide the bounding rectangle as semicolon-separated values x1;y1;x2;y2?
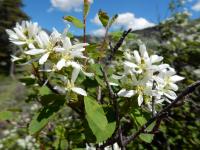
0;75;26;111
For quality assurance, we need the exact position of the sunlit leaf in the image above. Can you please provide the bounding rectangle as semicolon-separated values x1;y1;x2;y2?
29;112;50;135
108;14;118;28
64;16;84;28
139;133;154;143
84;0;90;18
84;96;115;142
98;10;109;28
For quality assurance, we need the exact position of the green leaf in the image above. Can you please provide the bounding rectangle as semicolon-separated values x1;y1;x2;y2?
131;109;147;127
84;0;90;18
54;126;68;150
0;111;14;121
39;86;51;96
108;14;118;28
139;133;154;143
84;96;115;142
19;76;35;85
98;10;109;28
82;77;98;88
29;112;50;135
64;16;84;28
89;64;102;76
29;94;65;135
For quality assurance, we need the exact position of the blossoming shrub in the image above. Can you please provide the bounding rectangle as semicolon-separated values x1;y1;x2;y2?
3;5;188;149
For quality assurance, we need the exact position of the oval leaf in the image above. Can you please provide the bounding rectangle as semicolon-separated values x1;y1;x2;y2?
139;133;154;143
84;96;115;142
84;0;90;18
64;16;84;28
98;10;109;28
29;113;50;135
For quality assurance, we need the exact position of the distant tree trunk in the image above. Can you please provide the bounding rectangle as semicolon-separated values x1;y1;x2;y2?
9;61;15;79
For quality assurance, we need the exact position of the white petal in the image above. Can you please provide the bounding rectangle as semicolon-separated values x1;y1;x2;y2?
63;37;72;48
56;58;66;70
158;64;170;70
71;67;81;83
39;52;50;64
109;82;119;86
28;43;35;49
25;49;46;55
71;49;86;58
164;90;177;100
82;71;94;77
169;83;178;91
11;41;26;45
71;61;81;69
6;29;18;39
133;50;141;64
39;31;50;47
13;27;26;39
112;74;124;80
156;99;165;104
118;89;135;98
11;55;22;62
139;44;149;59
54;47;65;52
138;94;143;106
38;69;53;72
71;87;87;96
124;61;138;68
170;75;184;82
71;43;89;49
150;55;163;63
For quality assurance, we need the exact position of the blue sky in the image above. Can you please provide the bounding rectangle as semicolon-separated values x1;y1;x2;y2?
22;0;200;36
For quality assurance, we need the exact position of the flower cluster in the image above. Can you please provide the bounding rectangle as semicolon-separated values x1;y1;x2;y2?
114;42;184;110
6;21;92;96
7;21;184;110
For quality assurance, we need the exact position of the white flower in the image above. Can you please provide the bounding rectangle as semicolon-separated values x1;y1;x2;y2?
117;73;154;106
116;42;184;109
56;36;88;70
57;68;87;96
6;21;41;48
155;68;184;101
123;44;166;75
118;89;135;98
24;29;62;64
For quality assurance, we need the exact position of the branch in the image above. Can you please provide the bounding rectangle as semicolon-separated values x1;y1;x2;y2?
122;80;200;146
101;67;124;149
106;29;132;65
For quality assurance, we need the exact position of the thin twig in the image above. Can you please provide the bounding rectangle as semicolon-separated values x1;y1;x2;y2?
152;80;156;117
101;67;125;149
106;29;132;65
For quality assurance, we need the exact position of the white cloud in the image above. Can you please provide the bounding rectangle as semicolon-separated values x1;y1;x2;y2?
192;0;200;11
50;0;93;12
91;12;155;31
91;28;106;37
91;14;101;25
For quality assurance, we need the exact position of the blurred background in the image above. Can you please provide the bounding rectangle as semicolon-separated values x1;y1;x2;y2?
0;0;200;149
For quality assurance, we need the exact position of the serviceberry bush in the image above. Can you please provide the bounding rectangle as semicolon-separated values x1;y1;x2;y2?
4;1;200;149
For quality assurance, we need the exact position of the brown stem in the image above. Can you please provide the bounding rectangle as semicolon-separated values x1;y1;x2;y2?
106;29;132;65
101;67;125;148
